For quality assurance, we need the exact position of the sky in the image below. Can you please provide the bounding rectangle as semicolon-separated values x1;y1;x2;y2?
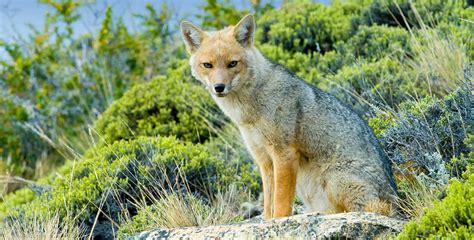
0;0;321;41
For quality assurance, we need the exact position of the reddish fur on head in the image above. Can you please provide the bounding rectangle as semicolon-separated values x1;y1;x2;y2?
180;15;255;97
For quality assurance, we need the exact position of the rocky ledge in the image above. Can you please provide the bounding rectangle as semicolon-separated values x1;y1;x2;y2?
130;212;406;239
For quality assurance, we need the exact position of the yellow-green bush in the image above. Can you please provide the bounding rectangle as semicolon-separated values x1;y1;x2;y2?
0;1;173;180
94;60;224;144
254;0;355;84
4;136;258;239
397;172;474;239
353;0;471;30
257;1;351;54
336;25;411;60
0;188;36;219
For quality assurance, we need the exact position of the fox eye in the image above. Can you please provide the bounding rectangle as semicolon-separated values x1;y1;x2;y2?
203;62;213;68
228;61;238;68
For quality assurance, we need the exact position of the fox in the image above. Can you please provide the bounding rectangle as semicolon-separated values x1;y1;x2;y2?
180;14;398;219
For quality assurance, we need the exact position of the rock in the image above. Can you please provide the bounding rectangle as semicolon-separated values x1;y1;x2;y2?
130;212;406;239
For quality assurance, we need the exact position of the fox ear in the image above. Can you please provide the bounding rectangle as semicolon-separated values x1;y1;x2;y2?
180;21;206;53
233;14;255;47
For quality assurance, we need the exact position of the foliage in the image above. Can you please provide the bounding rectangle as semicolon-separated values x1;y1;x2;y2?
336;25;411;61
255;1;356;84
1;214;85;240
198;0;274;29
257;1;351;54
117;186;244;238
1;0;473;238
94;60;224;144
0;188;36;219
397;172;474;239
369;86;473;185
3;136;258;239
408;26;471;96
198;0;249;29
0;0;172;181
325;57;422;114
352;0;472;30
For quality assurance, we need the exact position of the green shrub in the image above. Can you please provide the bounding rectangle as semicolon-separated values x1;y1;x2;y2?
336;25;411;61
353;0;471;30
256;1;351;54
4;136;259;239
397;172;474;239
258;43;321;84
0;188;36;219
255;1;360;84
0;1;173;180
94;60;224;144
325;58;422;114
0;137;261;238
369;86;473;183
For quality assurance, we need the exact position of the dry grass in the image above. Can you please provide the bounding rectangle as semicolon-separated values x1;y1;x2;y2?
0;214;85;240
395;178;439;220
400;2;469;96
117;160;245;231
132;187;241;229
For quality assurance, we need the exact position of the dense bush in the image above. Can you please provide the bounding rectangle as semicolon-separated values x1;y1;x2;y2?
397;172;474;239
353;0;472;29
94;60;224;144
0;1;173;180
336;25;411;61
257;1;351;54
3;136;258;239
325;58;422;114
369;86;473;185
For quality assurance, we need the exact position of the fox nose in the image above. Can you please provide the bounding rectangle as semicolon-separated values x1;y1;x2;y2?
214;84;226;93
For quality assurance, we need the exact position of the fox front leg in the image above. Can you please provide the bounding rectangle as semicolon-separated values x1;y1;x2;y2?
258;159;274;219
270;147;298;217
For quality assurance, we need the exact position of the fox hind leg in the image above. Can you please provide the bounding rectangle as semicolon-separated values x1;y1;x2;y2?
324;173;383;214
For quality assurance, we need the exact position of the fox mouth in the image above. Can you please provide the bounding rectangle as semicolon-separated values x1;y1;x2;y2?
215;92;229;97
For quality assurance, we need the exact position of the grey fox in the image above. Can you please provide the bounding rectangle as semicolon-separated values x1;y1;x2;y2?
180;14;397;219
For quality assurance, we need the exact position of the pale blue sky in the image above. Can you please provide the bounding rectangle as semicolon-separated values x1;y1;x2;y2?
0;0;327;42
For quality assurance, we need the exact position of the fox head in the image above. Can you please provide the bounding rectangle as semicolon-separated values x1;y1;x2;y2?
180;15;256;97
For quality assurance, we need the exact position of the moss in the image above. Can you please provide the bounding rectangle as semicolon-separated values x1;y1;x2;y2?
94;60;224;144
397;172;474;239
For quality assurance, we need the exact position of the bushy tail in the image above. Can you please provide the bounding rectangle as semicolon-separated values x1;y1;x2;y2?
364;199;398;217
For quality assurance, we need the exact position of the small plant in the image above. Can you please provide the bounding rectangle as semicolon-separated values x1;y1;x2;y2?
397;172;474;239
0;214;85;240
369;86;473;182
118;184;245;238
1;135;259;239
93;62;224;144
